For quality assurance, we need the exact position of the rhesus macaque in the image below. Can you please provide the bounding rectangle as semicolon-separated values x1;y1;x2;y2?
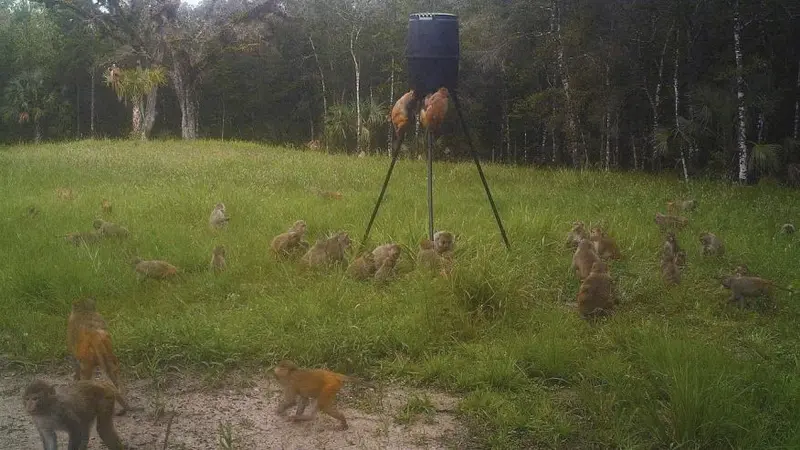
667;199;696;214
210;245;226;273
301;232;351;267
420;87;450;132
663;232;681;257
571;239;600;281
390;90;417;153
357;151;366;158
589;227;621;259
92;219;129;238
23;379;126;450
781;223;796;234
417;239;443;271
565;221;588;249
67;298;129;414
65;231;101;246
433;230;455;256
661;252;681;285
208;202;229;229
674;250;687;268
132;258;178;280
347;252;377;280
734;264;749;277
306;140;321;150
699;232;725;256
721;276;793;308
318;190;343;200
374;246;401;283
56;187;74;201
576;261;615;319
101;199;112;214
371;243;402;268
271;220;309;257
654;212;688;231
274;360;355;430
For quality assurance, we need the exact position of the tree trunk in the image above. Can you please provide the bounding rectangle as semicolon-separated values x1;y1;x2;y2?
309;35;328;119
90;67;95;137
76;83;80;138
794;59;800;140
632;134;638;170
170;62;199;140
613;111;620;168
222;97;226;141
757;112;765;144
387;56;394;155
34;121;41;144
651;23;673;170
553;0;579;168
551;127;557;164
131;100;142;137
674;41;688;182
733;0;748;182
350;26;361;154
142;87;159;139
604;62;611;171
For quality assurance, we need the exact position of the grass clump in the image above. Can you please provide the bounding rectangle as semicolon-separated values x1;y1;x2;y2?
1;140;799;448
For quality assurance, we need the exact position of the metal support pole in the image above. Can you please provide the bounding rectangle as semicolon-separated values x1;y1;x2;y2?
426;129;435;241
451;91;511;249
361;143;402;249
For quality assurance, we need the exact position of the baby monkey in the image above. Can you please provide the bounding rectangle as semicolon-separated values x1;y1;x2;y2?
23;379;126;450
565;221;588;249
699;232;724;256
274;360;355;430
209;202;229;229
132;258;178;280
101;199;112;214
374;244;402;283
210;245;226;273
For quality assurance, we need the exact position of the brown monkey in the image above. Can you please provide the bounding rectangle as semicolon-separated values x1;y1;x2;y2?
390;90;418;153
210;245;226;273
433;230;455;256
565;221;588;249
699;232;725;256
209;202;229;229
674;250;687;268
371;243;402;268
663;231;681;257
420;87;450;132
132;258;178;280
721;276;793;308
589;227;621;259
734;264;749;276
23;379;125;450
67;298;129;414
274;360;355;430
576;261;615;318
571;239;600;281
92;219;129;238
661;252;681;285
65;231;101;246
654;212;688;231
101;199;112;214
347;252;377;280
301;232;351;267
781;223;796;234
311;188;343;200
668;199;696;214
271;220;309;257
374;246;401;283
417;239;440;269
56;187;74;201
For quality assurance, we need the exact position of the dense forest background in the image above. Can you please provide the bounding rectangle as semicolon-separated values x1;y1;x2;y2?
1;0;799;183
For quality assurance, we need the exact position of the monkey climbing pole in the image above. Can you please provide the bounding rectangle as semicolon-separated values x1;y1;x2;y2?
362;12;510;249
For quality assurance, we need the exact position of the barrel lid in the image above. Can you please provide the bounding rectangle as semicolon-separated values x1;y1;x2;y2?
409;12;458;20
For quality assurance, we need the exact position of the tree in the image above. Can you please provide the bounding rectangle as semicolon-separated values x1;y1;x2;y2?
104;64;167;140
2;70;57;143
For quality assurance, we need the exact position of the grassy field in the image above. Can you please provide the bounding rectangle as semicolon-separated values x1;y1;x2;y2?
1;140;799;448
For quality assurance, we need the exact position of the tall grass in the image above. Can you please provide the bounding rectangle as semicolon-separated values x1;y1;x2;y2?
1;140;798;448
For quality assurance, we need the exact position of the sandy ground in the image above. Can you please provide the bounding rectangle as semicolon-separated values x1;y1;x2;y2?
0;367;468;450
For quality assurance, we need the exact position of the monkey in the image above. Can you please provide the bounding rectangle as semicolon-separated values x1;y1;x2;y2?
92;219;129;238
589;227;621;259
721;276;793;308
318;190;343;200
67;298;130;414
347;252;377;280
433;230;455;256
699;232;725;256
390;90;417;153
306;140;321;150
371;243;402;268
374;245;402;283
420;87;450;132
417;238;444;271
576;261;615;319
101;199;112;214
674;250;687;268
565;221;588;249
271;220;309;257
667;199;696;214
663;231;681;257
661;251;681;285
654;212;689;231
23;379;125;450
357;150;366;158
571;239;600;281
210;245;226;273
56;187;73;201
781;223;796;234
734;264;749;276
301;232;351;268
65;231;101;246
209;202;229;229
273;359;355;430
132;258;178;280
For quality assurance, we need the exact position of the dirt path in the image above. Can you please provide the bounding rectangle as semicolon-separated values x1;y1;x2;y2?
0;369;467;449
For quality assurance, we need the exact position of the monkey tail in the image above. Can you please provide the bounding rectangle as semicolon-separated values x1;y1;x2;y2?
93;333;119;381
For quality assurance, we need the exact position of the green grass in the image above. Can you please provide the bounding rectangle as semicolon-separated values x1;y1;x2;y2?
1;140;799;448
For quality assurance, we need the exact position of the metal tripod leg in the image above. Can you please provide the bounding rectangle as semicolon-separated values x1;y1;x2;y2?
361;143;402;249
426;129;435;241
451;91;511;250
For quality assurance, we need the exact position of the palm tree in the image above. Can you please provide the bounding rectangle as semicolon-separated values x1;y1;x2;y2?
104;64;167;140
2;70;56;144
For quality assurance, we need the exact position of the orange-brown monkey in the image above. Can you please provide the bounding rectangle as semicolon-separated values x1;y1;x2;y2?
390;90;417;153
420;87;450;132
274;360;356;430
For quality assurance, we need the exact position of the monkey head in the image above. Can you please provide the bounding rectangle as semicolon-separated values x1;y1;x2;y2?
433;231;455;254
23;380;56;415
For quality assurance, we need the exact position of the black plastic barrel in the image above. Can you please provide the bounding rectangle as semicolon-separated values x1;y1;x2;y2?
406;13;459;96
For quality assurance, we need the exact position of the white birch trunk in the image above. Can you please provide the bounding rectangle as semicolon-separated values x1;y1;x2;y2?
733;0;748;182
309;35;327;127
652;24;673;168
675;43;688;182
90;67;95;137
632;135;638;170
387;57;394;155
350;26;361;154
